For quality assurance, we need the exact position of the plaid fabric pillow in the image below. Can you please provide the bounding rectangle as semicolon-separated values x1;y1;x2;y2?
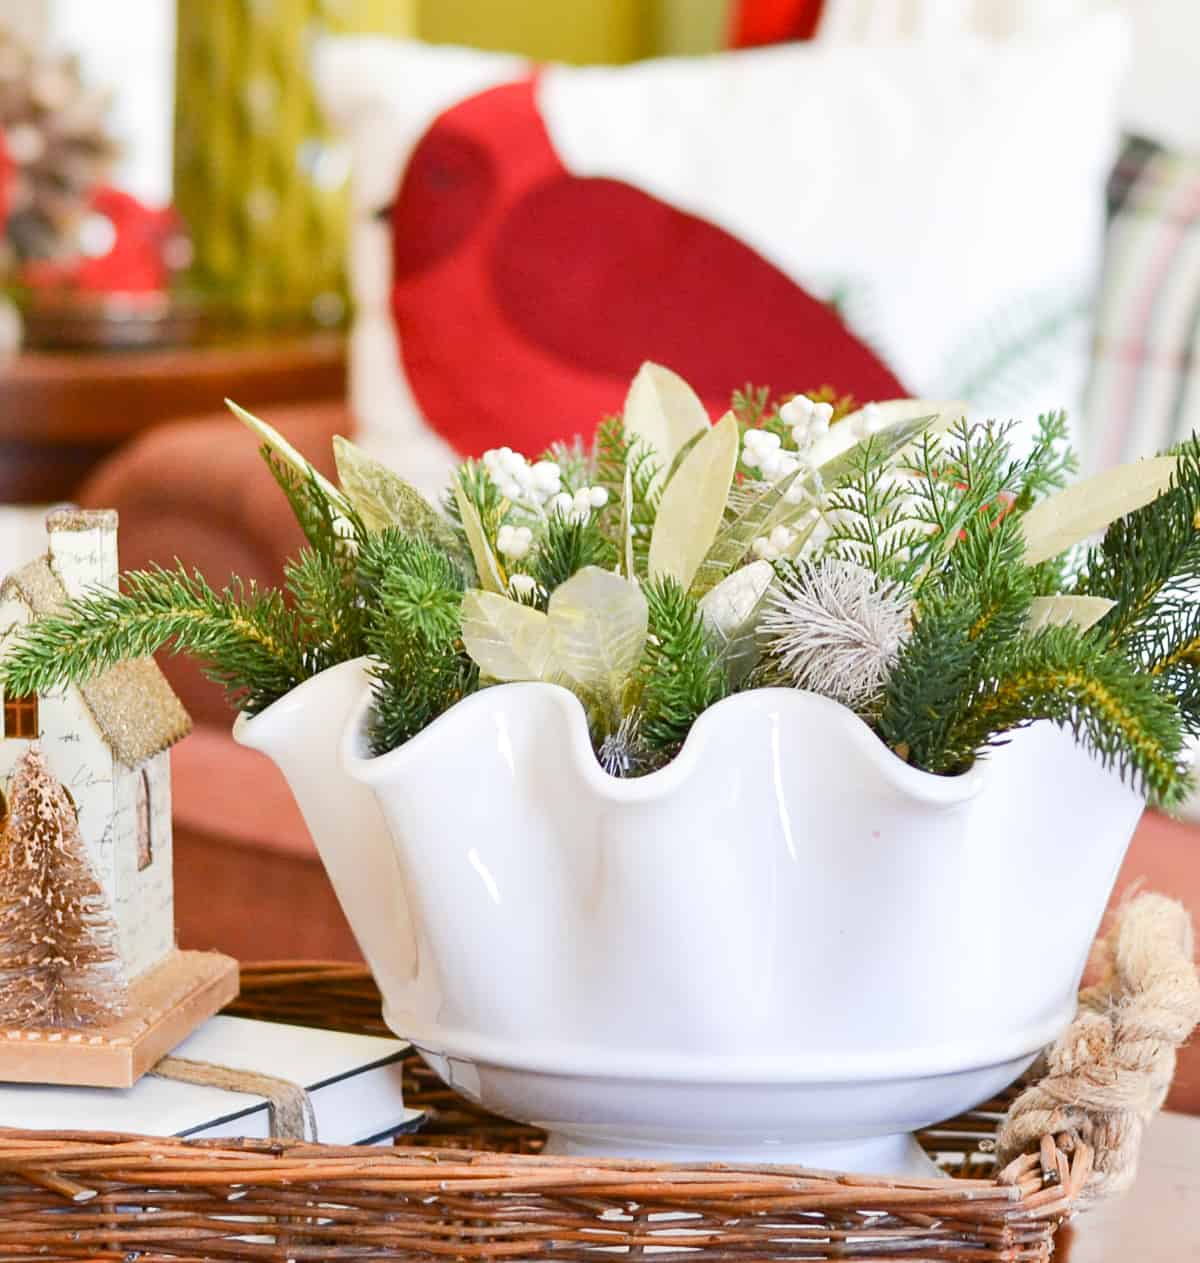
1085;136;1200;472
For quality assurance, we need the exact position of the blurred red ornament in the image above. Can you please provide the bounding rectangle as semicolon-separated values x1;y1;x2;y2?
730;0;826;47
20;185;189;294
0;128;11;235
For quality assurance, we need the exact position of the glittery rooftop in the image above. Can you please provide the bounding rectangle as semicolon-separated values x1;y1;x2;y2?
2;558;191;765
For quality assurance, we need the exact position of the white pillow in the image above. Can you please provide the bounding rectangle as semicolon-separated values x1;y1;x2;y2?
821;0;1197;152
317;15;1127;492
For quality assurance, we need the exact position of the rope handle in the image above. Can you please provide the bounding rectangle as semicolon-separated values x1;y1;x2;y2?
997;892;1200;1205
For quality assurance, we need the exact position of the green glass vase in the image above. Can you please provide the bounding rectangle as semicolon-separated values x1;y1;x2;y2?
173;0;414;326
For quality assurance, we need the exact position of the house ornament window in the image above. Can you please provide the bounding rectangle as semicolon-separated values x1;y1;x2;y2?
2;694;38;740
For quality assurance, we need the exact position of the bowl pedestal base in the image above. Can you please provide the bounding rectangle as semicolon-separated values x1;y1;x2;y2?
540;1128;945;1179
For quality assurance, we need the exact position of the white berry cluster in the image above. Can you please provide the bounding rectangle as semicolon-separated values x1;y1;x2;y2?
549;485;609;522
508;572;540;599
779;395;835;452
482;447;610;526
752;524;798;561
482;447;563;509
496;523;534;560
742;428;803;485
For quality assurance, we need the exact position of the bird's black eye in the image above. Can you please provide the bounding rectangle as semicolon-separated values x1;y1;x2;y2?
389;126;497;279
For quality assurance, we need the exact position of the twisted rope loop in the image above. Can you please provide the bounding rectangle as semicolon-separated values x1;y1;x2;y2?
997;892;1200;1204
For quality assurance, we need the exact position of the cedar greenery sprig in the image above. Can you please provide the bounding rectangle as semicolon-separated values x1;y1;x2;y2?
594;414;659;574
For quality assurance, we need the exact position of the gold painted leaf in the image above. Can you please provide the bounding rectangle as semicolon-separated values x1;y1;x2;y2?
623;362;709;494
698;560;775;686
333;436;460;554
461;591;556;682
1025;595;1116;634
548;567;648;707
1021;456;1178;566
692;469;804;596
454;483;505;594
226;399;346;509
648;411;740;591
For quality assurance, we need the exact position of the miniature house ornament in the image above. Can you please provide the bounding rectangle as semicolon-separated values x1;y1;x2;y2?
0;508;237;1088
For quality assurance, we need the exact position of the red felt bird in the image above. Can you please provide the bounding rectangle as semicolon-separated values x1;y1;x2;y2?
389;75;906;459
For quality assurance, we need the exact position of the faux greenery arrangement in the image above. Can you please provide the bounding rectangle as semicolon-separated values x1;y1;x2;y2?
4;364;1199;807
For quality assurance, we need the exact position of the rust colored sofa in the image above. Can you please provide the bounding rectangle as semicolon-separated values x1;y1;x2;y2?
79;401;1200;1112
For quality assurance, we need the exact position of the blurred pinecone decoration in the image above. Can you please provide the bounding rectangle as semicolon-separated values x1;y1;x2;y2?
0;23;118;271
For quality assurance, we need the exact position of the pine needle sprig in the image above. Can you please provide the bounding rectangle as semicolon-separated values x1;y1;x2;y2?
731;385;772;429
0;565;308;715
1145;602;1200;735
366;645;478;758
876;588;981;768
284;547;368;677
639;576;729;762
936;506;1035;653
939;625;1191;808
358;530;478;756
261;448;364;564
527;513;617;598
1075;437;1200;653
358;530;466;647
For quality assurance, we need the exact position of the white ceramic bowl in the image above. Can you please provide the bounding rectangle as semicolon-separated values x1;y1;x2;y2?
324;682;1144;1175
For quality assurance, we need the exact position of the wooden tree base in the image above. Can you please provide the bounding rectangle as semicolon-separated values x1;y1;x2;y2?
0;950;239;1088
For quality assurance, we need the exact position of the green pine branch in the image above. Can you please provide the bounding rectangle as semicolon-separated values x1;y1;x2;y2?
944;625;1190;808
877;588;981;770
1076;438;1200;644
359;530;478;756
0;565;309;715
284;547;367;678
879;586;1191;807
261;447;364;563
638;576;729;763
526;512;616;598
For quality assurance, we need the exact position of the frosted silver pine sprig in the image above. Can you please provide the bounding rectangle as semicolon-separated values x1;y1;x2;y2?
761;559;911;710
597;710;652;778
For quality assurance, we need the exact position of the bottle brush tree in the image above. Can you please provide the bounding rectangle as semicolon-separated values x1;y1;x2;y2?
0;746;128;1029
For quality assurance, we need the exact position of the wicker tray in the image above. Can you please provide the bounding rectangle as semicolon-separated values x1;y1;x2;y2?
0;961;1102;1263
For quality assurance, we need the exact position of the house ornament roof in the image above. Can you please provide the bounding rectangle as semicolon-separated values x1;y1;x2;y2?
1;558;192;765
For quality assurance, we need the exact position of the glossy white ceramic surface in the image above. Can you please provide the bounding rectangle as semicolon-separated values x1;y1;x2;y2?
233;658;422;1008
327;681;1143;1173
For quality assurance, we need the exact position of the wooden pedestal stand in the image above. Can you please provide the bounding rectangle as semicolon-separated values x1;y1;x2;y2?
0;949;238;1088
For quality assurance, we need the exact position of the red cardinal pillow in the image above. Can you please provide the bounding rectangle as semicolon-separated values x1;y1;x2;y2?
317;26;1125;494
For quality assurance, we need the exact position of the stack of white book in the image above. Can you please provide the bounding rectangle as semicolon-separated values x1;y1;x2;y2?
0;1016;423;1145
